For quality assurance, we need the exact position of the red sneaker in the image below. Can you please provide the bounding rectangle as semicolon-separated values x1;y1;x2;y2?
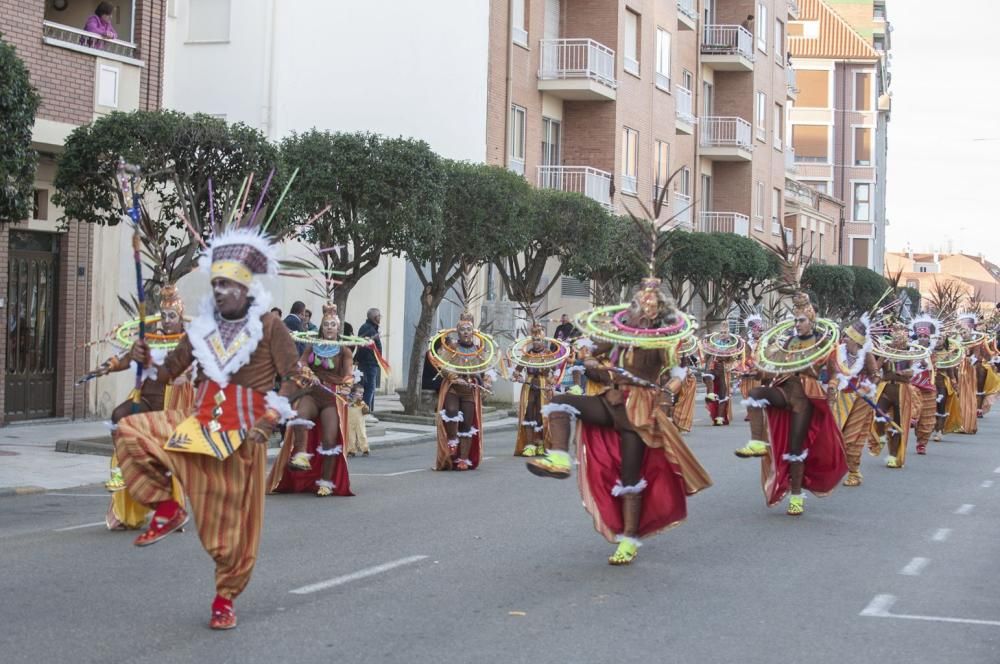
916;443;927;455
134;503;188;547
209;596;237;630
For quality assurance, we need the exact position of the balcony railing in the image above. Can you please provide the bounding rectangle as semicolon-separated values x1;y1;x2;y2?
539;39;617;89
785;147;797;174
675;84;696;124
508;158;525;176
786;66;798;95
42;20;140;64
537;165;613;209
788;0;801;17
772;220;783;236
673;192;693;228
700;212;750;236
700;117;753;149
677;0;698;21
701;25;755;61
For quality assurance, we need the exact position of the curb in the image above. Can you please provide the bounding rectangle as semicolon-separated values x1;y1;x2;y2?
0;486;47;498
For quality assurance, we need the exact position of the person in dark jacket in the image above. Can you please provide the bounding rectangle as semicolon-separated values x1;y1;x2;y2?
356;308;382;419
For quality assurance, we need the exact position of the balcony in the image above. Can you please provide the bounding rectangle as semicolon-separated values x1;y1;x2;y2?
537;166;613;210
701;25;755;71
675;84;696;135
677;0;698;30
788;0;801;20
538;39;617;101
786;67;798;100
785;147;797;174
700;212;750;236
42;20;142;66
699;117;753;161
672;193;694;229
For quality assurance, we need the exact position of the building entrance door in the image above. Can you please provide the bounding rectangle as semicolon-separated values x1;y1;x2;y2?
5;231;59;421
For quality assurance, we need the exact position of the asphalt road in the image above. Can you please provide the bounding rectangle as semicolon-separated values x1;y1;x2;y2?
2;407;1000;663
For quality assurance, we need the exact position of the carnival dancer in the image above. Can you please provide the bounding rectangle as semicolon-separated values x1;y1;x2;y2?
868;323;924;468
735;315;773;458
509;322;569;457
745;293;847;516
671;334;700;434
910;316;942;456
956;313;998;420
699;331;742;426
117;223;308;630
94;285;191;529
829;316;880;486
932;334;962;441
268;303;355;497
525;278;711;565
429;311;498;471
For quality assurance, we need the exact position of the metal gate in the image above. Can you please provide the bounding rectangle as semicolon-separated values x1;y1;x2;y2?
5;231;59;421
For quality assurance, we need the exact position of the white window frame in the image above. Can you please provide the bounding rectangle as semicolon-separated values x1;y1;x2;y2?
873;34;885;51
653;139;670;202
512;0;528;47
624;10;640;76
852;181;872;221
771;187;782;235
622;126;639;195
773;102;783;150
852;125;873;166
774;18;784;63
96;64;120;108
655;27;671;92
852;70;875;112
757;2;768;53
755;90;767;142
753;180;765;230
509;104;527;175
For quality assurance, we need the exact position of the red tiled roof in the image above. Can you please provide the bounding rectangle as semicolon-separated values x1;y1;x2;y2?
789;0;880;60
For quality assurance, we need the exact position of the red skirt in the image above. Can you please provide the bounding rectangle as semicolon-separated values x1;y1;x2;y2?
762;398;847;506
267;404;353;496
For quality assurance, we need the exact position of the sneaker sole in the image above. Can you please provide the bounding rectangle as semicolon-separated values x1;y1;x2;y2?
525;462;570;480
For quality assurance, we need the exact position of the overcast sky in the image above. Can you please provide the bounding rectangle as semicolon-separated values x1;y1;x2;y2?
884;1;1000;261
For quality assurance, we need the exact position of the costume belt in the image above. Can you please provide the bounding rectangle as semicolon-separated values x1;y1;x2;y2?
165;382;266;460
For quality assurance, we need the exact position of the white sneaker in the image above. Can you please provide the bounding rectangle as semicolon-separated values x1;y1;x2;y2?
365;414;380;424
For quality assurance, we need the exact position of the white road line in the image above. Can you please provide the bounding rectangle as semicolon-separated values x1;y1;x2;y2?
289;555;428;595
931;528;952;542
860;594;1000;627
53;521;104;532
955;504;976;515
981;480;994;488
47;493;110;498
899;557;930;576
994;466;1000;474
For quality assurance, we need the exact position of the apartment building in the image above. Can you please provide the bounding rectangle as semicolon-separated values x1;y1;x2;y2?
0;0;166;423
787;0;890;273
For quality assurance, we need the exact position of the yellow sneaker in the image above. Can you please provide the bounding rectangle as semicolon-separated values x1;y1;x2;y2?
105;468;125;493
608;537;640;565
289;452;312;471
734;440;768;458
786;495;804;516
525;450;572;479
886;456;902;469
521;444;537;458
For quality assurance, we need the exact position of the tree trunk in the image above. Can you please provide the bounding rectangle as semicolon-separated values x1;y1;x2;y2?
333;282;353;324
402;295;440;414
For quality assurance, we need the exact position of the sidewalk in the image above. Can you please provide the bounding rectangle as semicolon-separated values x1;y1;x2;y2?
0;394;518;496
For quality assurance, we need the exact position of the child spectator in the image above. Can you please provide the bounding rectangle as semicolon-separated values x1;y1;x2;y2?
346;384;370;457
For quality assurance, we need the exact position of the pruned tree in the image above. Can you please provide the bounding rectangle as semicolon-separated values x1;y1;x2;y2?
846;266;889;320
277;130;444;313
0;34;41;223
800;264;856;319
562;213;648;306
393;161;530;414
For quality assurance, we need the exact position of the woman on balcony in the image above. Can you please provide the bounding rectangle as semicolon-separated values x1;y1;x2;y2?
82;2;117;50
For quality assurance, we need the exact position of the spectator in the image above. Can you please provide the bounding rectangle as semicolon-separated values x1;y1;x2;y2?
303;309;318;333
284;300;306;354
345;384;370;457
343;322;354;337
741;14;754;31
554;313;578;341
82;3;117;49
270;307;282;319
355;308;382;422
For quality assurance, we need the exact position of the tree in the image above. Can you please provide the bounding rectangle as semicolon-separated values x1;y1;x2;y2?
53;110;277;305
277;130;444;313
0;34;41;223
801;264;855;318
563;214;647;306
846;266;889;319
925;278;965;320
493;188;610;317
394;161;531;414
660;232;779;329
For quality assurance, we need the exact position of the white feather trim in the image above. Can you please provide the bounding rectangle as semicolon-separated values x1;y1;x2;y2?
484;369;499;382
701;373;715;381
520;420;540;428
670;366;688;381
265;391;296;423
457;427;479;438
447;439;459;449
185;285;272;388
439;410;464;423
316;445;343;457
782;450;809;463
287;418;315;429
533;425;544;432
614;535;643;547
611;478;648;497
574;338;595;350
314;479;335;490
105;421;117;431
935;394;945;404
567;365;586;375
541;402;581;419
741;397;770;409
198;227;280;278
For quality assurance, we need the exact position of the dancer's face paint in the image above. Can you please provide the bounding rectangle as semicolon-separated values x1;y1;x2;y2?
211;277;248;319
160;307;183;334
457;323;475;346
794;315;813;337
321;316;341;340
845;337;861;354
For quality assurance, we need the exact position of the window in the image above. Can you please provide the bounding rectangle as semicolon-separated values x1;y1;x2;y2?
773;103;784;149
803;180;828;194
561;276;590;298
854;72;872;111
755;91;767;142
853;127;872;165
622;127;639;194
682;69;694;91
774;19;785;61
796;69;829;107
874;2;886;20
512;0;528;46
853;183;871;221
539;117;561;188
653;140;670;201
851;238;869;267
509;105;526;175
676;166;691;196
624;10;640;75
907;279;919;289
757;3;768;53
771;187;781;234
188;0;231;43
818;233;824;259
655;28;671;90
873;34;885;51
753;180;765;228
792;125;829;162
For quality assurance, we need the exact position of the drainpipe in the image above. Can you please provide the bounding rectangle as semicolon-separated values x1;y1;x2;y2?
504;0;514;165
263;0;278;138
838;58;847;263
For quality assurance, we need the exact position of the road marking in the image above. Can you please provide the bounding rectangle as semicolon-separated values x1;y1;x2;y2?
53;521;104;532
955;504;975;515
981;480;994;488
861;594;1000;627
289;555;428;595
352;468;428;477
47;493;111;498
931;528;951;542
994;466;1000;474
899;557;930;576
